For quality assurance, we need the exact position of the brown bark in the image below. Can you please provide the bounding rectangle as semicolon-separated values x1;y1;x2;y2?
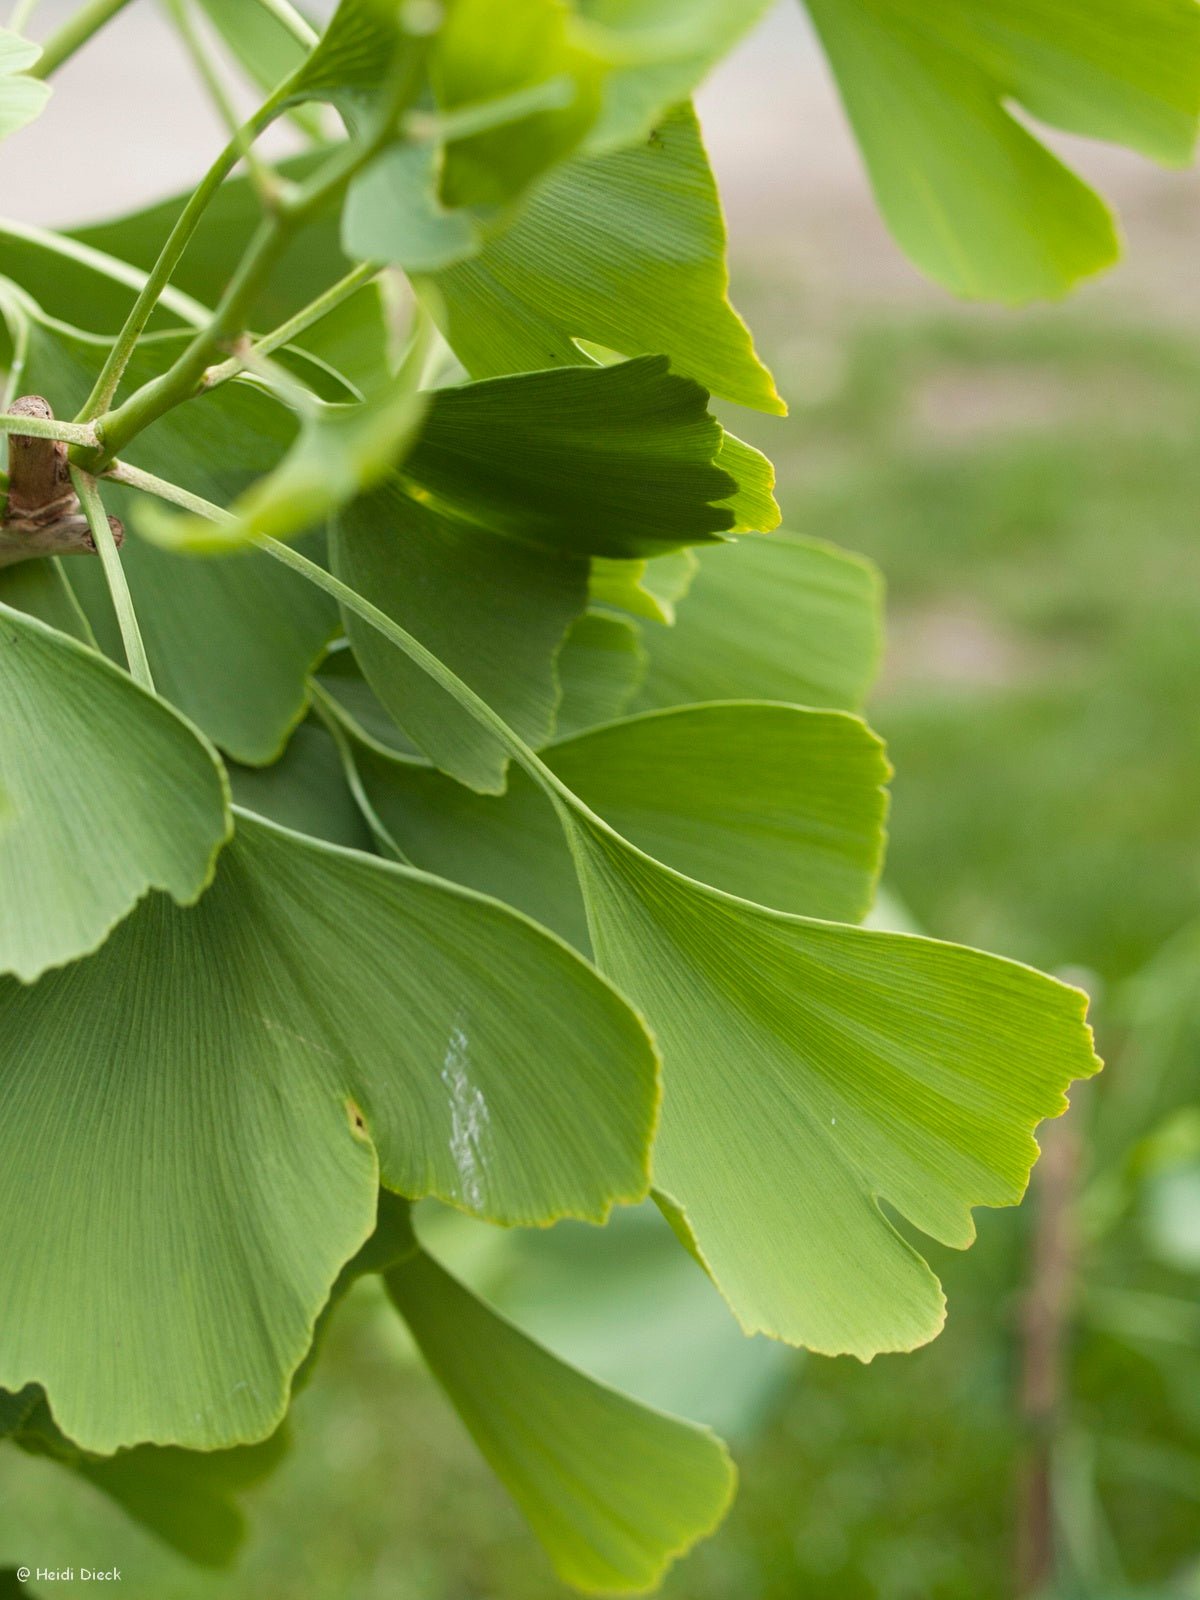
1;397;122;567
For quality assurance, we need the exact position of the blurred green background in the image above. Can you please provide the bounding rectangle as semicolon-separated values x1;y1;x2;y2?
3;6;1200;1596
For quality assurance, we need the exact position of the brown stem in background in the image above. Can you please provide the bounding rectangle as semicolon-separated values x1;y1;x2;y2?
1016;1110;1080;1596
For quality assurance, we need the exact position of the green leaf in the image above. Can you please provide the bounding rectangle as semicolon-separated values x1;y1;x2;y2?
590;549;698;625
228;720;376;852
344;702;889;946
426;0;604;210
8;1391;288;1568
567;813;1101;1355
343;0;608;264
0;809;657;1451
0;283;338;762
803;0;1200;301
402;355;744;559
554;611;647;738
0;31;50;143
417;103;783;412
634;532;883;714
135;363;426;553
0;559;95;645
577;0;776;152
386;1241;735;1593
0;603;230;982
282;0;427;120
331;479;588;792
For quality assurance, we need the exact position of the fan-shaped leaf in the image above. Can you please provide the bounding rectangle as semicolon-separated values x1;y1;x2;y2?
803;0;1200;301
0;810;657;1451
634;531;883;714
343;702;889;947
403;355;750;559
0;604;230;981
567;814;1101;1355
418;103;782;412
387;1236;735;1593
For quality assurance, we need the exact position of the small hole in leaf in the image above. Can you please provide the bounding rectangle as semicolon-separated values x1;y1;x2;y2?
345;1098;370;1142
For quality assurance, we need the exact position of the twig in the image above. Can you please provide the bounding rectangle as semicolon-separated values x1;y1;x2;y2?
1016;1110;1081;1595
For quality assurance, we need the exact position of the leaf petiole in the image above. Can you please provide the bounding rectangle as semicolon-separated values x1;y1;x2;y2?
0;413;98;447
27;0;137;78
200;261;383;393
75;87;291;424
69;467;154;691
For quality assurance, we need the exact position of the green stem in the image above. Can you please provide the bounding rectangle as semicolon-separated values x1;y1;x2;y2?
10;0;42;32
76;91;287;423
28;0;137;77
163;0;276;207
94;138;382;457
0;413;99;447
249;0;316;48
70;468;154;690
201;260;382;392
91;32;427;458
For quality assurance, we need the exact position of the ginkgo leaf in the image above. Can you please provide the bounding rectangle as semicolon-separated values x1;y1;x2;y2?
386;1233;735;1593
403;355;742;559
577;0;776;152
344;702;889;947
135;365;426;553
281;0;428;121
0;603;230;982
417;103;783;412
634;531;883;714
331;480;588;793
590;549;698;625
803;0;1200;301
0;280;338;762
554;612;647;738
566;813;1101;1356
0;810;657;1452
8;1390;289;1567
0;31;50;143
229;721;375;852
0;559;95;645
343;0;609;264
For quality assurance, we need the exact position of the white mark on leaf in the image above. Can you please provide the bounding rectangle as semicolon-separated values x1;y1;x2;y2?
442;1015;490;1211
